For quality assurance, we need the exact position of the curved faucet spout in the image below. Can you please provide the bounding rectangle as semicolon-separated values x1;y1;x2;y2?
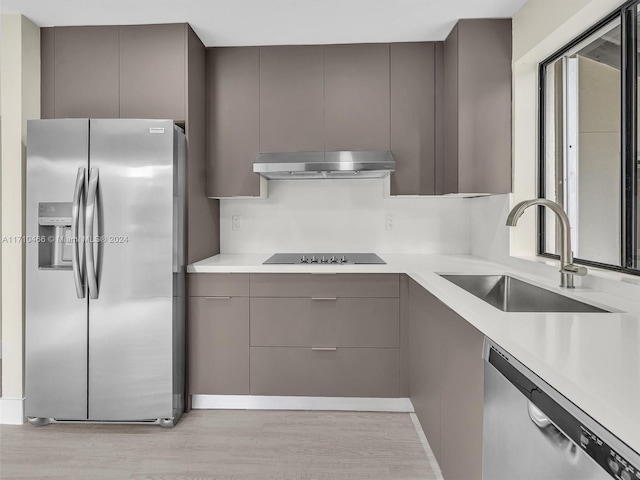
506;199;586;288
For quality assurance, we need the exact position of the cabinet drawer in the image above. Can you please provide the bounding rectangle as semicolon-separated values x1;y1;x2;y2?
250;274;399;298
250;347;399;397
188;273;249;297
188;297;249;395
250;297;399;347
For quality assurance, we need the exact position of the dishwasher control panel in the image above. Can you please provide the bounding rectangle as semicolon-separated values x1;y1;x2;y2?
579;422;638;479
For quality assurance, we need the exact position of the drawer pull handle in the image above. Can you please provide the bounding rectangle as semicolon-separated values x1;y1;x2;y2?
311;297;337;301
205;296;231;300
311;347;338;351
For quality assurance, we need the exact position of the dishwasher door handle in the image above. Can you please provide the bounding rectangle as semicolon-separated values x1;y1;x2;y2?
527;401;579;460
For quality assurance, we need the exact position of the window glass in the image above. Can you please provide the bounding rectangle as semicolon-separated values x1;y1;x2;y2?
542;18;622;266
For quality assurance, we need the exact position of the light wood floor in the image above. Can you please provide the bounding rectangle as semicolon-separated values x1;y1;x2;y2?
0;410;438;480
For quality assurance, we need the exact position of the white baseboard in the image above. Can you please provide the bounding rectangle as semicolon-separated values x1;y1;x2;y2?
410;413;444;480
0;397;25;425
191;395;415;413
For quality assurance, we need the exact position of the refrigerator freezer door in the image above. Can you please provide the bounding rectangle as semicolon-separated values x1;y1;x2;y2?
25;119;89;420
87;119;175;421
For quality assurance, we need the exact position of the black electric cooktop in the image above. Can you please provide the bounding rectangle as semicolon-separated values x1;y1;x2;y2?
263;253;386;265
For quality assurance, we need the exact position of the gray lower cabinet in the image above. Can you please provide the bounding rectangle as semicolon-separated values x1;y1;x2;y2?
408;277;484;480
187;273;250;395
188;296;249;395
250;347;400;397
250;297;399;348
250;273;400;298
249;273;401;398
187;273;401;398
188;273;250;297
439;300;484;480
443;19;512;194
408;278;442;460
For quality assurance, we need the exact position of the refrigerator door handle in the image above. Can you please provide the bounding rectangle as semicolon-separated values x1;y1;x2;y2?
85;168;99;299
72;168;86;299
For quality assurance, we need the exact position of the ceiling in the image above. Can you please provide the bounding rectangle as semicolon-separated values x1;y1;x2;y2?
1;0;527;47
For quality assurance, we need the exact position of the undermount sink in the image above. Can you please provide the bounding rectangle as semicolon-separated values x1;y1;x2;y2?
439;274;610;313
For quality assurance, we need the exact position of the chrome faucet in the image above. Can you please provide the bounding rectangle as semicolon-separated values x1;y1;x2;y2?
506;199;587;288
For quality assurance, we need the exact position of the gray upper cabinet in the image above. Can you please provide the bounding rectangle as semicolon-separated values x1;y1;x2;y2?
40;28;55;119
324;44;390;151
46;26;120;119
443;19;512;194
119;24;186;121
205;47;260;198
259;46;325;153
390;43;436;195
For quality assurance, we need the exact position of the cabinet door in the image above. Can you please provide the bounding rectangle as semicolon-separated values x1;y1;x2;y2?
53;26;120;119
456;19;512;194
390;43;436;195
259;46;324;153
119;24;186;121
324;44;390;151
250;297;399;348
442;19;512;195
206;47;260;197
250;273;399;298
443;24;460;195
250;347;399;397
188;273;249;297
188;297;249;395
40;28;55;119
439;305;484;480
408;280;442;462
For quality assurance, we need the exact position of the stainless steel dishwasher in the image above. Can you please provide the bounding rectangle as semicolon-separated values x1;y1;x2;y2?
483;339;639;480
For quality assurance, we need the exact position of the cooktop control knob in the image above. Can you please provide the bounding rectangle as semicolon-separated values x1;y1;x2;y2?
301;256;308;264
330;256;338;263
608;459;620;474
311;255;318;263
340;256;348;263
321;256;328;263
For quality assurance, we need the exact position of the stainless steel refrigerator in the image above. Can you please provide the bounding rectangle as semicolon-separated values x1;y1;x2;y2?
25;118;186;427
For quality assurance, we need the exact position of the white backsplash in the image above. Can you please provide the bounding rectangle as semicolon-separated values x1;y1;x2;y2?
470;194;512;263
220;179;471;254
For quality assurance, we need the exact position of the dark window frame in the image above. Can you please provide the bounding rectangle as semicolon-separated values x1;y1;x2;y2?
538;0;640;276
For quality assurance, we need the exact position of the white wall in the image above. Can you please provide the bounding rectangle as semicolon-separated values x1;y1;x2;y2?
470;194;512;263
0;14;40;422
220;179;471;254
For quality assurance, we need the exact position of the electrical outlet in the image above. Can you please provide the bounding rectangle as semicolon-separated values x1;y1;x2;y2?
385;215;394;231
232;215;242;231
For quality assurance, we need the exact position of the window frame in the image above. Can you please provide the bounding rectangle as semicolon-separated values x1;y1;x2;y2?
537;0;640;276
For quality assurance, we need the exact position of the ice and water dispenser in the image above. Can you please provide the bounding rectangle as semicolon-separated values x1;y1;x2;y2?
38;202;74;269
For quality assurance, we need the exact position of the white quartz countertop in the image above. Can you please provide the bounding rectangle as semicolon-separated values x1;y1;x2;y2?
188;253;640;454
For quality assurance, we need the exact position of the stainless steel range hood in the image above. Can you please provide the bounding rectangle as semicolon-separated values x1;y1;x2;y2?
253;151;396;180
